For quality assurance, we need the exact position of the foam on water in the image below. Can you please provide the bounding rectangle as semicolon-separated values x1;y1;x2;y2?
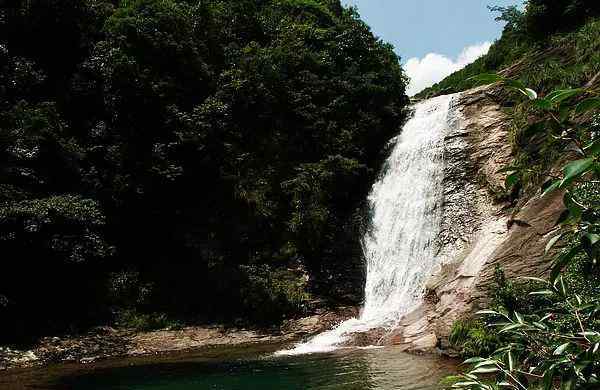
277;94;457;356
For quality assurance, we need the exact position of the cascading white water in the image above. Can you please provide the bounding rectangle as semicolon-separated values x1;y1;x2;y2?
277;94;457;356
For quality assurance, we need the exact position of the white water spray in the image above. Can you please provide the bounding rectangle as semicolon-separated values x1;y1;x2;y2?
277;94;457;356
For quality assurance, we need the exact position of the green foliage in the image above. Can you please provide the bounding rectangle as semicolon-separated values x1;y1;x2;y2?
525;0;600;40
107;270;153;309
0;195;110;262
114;309;183;332
240;265;311;324
417;3;600;100
488;5;525;33
0;0;409;342
449;319;499;358
451;277;600;390
491;267;546;315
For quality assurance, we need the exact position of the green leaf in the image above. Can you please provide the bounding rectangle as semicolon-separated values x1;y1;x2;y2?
546;89;583;104
504;79;526;90
543;368;555;390
533;98;553;111
492;345;512;355
529;289;555;296
470;367;500;374
560;158;594;188
514;312;524;324
541;179;561;197
562;193;583;222
518;88;538;100
578;331;600;338
500;323;525;333
576;303;595;312
561;378;575;390
551;245;583;281
498;382;515;388
557;276;568;296
558;104;571;123
545;234;563;254
452;381;480;388
583;233;600;260
474;360;498;368
463;357;487;364
575;97;600;114
576;303;595;311
584;233;600;246
519;276;549;284
553;342;570;355
584;139;600;156
476;310;501;316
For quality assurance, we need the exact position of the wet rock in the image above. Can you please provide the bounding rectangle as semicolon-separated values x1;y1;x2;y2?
282;306;358;337
347;328;387;347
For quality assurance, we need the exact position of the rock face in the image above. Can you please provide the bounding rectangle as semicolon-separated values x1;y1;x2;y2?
384;85;565;353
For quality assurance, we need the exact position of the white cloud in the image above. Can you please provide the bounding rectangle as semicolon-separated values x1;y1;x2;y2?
404;42;492;96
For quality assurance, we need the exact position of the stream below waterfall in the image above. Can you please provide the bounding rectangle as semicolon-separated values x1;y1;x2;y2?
0;344;457;390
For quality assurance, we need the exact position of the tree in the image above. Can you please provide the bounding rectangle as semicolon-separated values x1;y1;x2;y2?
0;0;410;340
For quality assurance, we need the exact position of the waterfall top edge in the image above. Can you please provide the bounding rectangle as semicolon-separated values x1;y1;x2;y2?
410;91;462;106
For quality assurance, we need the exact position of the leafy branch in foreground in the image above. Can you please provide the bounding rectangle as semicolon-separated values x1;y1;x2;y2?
453;278;600;390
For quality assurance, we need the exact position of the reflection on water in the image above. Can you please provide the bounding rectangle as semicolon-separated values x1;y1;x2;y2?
0;345;456;390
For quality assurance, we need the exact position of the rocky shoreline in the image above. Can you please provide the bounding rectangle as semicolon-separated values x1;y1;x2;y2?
0;307;357;371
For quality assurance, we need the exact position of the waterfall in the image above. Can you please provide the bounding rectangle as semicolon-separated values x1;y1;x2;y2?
277;94;457;356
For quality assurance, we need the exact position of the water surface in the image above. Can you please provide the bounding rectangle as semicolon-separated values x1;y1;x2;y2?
0;345;456;390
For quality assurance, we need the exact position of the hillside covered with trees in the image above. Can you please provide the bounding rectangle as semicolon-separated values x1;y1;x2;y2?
0;0;410;344
416;0;600;100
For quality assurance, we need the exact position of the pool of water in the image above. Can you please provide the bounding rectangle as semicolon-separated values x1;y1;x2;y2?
0;345;457;390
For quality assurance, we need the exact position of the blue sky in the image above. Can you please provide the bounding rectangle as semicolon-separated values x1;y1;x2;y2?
340;0;524;94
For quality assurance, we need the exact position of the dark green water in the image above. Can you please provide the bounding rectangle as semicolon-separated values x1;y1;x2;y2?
0;345;457;390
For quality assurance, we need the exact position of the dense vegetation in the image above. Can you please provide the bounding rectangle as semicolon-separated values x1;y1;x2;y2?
433;1;600;388
0;0;409;344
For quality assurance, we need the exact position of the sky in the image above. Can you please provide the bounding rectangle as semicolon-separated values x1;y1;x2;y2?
340;0;524;95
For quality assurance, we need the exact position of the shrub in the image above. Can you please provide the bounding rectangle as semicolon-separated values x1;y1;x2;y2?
240;265;311;324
